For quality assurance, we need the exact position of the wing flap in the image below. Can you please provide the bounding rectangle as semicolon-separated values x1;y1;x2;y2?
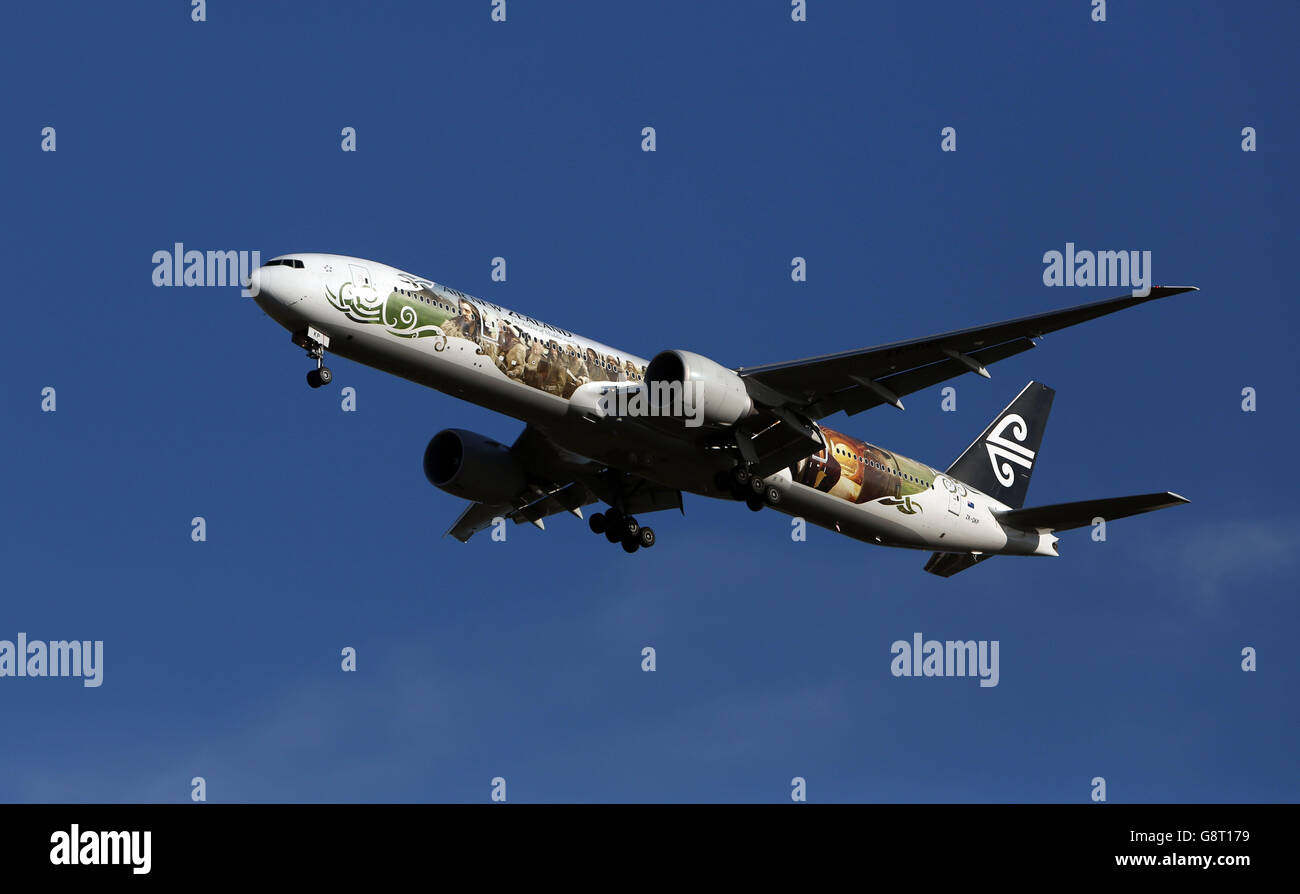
443;425;682;542
445;483;600;542
446;502;507;542
811;337;1038;418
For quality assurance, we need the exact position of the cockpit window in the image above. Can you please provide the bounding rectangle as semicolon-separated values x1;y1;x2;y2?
264;258;304;269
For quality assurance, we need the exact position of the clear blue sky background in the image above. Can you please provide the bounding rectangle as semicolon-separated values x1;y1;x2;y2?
2;1;1296;803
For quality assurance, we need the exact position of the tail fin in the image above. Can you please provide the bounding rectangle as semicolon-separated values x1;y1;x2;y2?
946;381;1054;510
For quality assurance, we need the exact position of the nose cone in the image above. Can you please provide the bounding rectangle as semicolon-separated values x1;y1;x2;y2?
246;267;265;301
249;265;284;315
249;262;306;318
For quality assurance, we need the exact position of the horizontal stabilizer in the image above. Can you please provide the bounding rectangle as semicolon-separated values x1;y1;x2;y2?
994;492;1189;533
923;552;993;578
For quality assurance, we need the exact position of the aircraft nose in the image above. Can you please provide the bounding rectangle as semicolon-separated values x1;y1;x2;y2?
248;263;305;311
248;265;281;311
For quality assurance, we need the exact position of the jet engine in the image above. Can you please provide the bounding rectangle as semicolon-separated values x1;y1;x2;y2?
423;429;526;503
643;350;756;426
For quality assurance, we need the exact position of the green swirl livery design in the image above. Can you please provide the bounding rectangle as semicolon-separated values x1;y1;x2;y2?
323;275;648;400
325;280;451;339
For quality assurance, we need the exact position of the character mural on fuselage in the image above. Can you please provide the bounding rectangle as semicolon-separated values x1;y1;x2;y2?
791;428;935;505
324;271;648;397
250;253;1194;568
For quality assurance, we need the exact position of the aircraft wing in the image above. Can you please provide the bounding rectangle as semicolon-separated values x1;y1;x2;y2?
446;480;599;542
444;425;682;542
737;287;1197;420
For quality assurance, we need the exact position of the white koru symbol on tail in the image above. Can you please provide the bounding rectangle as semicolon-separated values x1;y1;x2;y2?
985;413;1034;487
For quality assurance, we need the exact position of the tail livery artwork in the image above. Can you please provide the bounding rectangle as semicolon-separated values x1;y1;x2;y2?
248;254;1192;575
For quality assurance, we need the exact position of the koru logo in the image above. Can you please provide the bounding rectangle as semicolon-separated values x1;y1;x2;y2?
938;476;968;499
879;496;922;515
984;414;1034;486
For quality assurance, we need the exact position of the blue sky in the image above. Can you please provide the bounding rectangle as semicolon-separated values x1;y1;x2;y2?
1;1;1296;802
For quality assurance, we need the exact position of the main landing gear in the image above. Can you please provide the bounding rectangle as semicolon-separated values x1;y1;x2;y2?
588;508;656;554
716;464;782;512
293;327;333;389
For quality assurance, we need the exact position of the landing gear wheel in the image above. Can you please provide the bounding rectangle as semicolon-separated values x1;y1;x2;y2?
731;464;753;487
589;513;607;535
622;516;640;538
297;329;333;389
746;494;765;512
637;526;656;549
749;475;767;495
765;486;781;506
603;510;623;543
621;535;640;553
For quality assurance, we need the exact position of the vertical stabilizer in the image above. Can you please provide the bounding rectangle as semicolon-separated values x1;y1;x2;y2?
945;382;1054;510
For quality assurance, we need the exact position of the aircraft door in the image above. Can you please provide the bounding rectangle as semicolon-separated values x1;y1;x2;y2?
940;476;961;515
343;263;382;313
348;264;372;288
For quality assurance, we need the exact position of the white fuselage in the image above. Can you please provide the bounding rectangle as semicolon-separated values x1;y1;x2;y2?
250;253;1053;557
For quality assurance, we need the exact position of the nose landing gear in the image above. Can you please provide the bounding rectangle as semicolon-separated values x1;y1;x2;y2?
306;363;333;389
293;327;333;389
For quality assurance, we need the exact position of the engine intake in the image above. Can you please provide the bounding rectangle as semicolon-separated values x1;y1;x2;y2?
644;349;755;427
423;429;526;503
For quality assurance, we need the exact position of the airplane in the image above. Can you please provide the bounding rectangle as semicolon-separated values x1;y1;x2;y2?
247;254;1193;576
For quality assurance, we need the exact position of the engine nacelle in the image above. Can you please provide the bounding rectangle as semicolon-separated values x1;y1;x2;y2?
644;350;755;427
423;428;526;503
